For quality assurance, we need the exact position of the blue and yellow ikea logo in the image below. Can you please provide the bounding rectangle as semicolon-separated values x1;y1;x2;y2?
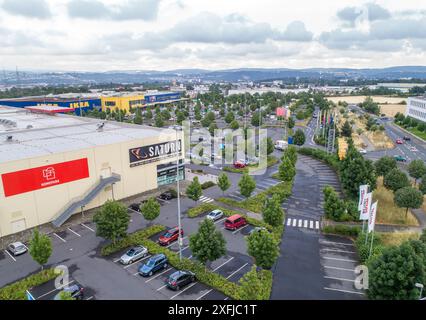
70;101;90;108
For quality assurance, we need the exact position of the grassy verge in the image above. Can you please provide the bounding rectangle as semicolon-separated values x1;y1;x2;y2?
0;269;58;300
395;123;426;141
373;177;419;226
322;225;361;238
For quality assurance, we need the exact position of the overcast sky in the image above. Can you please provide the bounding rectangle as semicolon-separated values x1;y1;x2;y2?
0;0;425;71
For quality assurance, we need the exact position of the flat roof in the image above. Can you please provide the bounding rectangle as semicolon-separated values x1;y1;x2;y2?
409;96;426;101
0;96;100;102
0;106;173;164
24;105;76;113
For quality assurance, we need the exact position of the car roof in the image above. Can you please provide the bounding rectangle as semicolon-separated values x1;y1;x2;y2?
152;253;166;260
227;214;242;221
63;284;80;292
210;209;222;214
10;242;24;247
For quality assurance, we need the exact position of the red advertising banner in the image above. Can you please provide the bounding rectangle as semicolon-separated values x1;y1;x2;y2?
276;107;285;117
1;158;89;197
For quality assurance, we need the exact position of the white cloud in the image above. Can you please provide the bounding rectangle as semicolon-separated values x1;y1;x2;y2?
1;0;51;19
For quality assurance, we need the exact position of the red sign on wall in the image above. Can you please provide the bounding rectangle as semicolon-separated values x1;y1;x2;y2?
1;158;89;197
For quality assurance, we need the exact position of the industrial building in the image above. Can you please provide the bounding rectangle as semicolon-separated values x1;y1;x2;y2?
407;96;426;123
0;106;184;237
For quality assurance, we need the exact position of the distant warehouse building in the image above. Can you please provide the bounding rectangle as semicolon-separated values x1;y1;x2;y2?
406;96;426;123
0;96;101;115
0;106;184;237
101;91;182;113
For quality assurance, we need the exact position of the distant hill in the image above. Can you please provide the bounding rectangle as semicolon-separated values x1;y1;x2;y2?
2;66;426;86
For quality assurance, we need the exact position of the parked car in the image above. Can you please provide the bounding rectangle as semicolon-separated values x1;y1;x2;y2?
158;227;184;246
358;149;367;154
248;227;268;235
396;139;403;144
119;245;148;265
238;159;250;165
159;192;173;201
138;254;169;277
7;242;27;256
224;214;247;231
403;136;411;141
233;161;246;169
410;146;418;152
206;209;224;221
54;284;84;300
394;155;407;162
165;270;196;290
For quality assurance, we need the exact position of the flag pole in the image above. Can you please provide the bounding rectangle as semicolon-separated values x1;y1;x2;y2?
368;231;375;258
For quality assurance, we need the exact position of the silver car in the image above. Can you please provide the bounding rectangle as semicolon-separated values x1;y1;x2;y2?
7;242;27;256
119;246;148;265
206;210;224;221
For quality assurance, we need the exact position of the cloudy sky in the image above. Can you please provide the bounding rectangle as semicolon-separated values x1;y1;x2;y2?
0;0;425;71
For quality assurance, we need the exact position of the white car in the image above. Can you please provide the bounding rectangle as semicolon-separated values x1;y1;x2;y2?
206;210;224;221
119;246;148;265
410;146;418;152
7;242;27;256
359;149;367;154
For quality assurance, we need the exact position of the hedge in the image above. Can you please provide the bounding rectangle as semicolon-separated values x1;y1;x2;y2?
0;268;58;300
201;181;216;189
101;224;166;256
322;225;361;237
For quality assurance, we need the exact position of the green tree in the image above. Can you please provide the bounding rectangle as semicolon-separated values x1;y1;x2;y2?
225;112;235;124
247;230;279;269
282;145;297;166
266;137;274;155
288;117;295;129
133;107;143;125
176;111;185;125
93;200;130;244
58;291;75;300
189;219;226;265
278;156;296;182
341;120;353;137
419;174;426;195
262;194;284;227
209;122;218;136
394;187;424;219
29;229;52;270
408;159;426;185
384;168;410;193
218;173;231;195
140;197;161;225
323;186;346;221
293;129;306;145
251;111;262;127
186;177;203;202
367;240;426;300
230;120;239;130
375;156;397;177
238;266;270;300
238;173;256;198
154;114;164;127
145;108;153;119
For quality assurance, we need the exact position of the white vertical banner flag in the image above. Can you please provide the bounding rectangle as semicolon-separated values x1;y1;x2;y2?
358;185;369;211
359;192;372;220
368;201;378;233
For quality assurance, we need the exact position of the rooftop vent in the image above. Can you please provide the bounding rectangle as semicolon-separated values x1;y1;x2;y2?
26;125;33;129
97;122;105;131
6;135;13;142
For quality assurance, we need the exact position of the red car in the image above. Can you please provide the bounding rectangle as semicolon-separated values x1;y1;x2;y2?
158;227;184;246
224;214;247;231
396;139;403;144
233;161;246;169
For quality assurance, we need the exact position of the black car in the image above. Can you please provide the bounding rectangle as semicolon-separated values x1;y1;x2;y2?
403;136;411;141
129;200;148;212
54;284;84;300
165;270;196;290
159;192;173;200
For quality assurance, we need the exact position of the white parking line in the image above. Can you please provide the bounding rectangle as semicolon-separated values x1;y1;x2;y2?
145;267;172;282
124;254;151;269
321;249;356;254
287;218;292;226
81;223;95;232
322;256;357;262
196;289;213;300
232;225;249;234
324;276;355;282
292;219;297;227
4;250;16;262
214;218;227;225
67;227;81;237
156;283;168;291
324;266;356;272
36;280;75;299
298;219;302;227
315;221;320;229
53;232;66;243
170;282;198;300
320;240;354;246
309;221;314;229
324;287;365;295
303;220;308;228
86;296;94;300
226;263;248;279
213;257;234;272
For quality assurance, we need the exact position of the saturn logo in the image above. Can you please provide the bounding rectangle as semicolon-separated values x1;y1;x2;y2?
131;148;148;160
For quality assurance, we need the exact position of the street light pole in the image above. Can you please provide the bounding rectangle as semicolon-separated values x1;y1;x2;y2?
175;124;183;261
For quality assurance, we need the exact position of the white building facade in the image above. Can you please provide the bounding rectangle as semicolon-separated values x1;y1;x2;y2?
407;96;426;123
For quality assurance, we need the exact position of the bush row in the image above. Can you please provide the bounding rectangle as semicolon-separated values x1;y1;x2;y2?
322;225;361;237
201;181;216;189
0;269;58;300
101;224;166;256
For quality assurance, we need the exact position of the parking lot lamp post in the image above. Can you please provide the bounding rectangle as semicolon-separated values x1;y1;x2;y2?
174;125;183;261
415;283;424;300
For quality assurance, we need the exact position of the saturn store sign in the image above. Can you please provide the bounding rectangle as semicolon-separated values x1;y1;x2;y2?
129;140;182;168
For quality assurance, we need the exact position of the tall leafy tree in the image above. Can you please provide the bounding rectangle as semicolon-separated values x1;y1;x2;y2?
246;230;279;269
238;173;256;198
293;129;306;145
419;174;426;195
375;156;397;177
217;173;231;195
384;168;410;193
278;156;296;182
288;117;295;129
408;159;426;185
230;120;239;130
262;195;284;227
225;112;235;124
140;197;161;225
189;219;226;265
93;200;130;244
323;186;346;221
394;187;424;219
266;137;274;155
341;120;353;137
367;240;426;300
133;107;143;125
29;229;52;270
186;177;203;202
282;145;297;166
238;265;271;300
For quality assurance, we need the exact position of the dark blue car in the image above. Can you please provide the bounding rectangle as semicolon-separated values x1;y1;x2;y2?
138;254;168;277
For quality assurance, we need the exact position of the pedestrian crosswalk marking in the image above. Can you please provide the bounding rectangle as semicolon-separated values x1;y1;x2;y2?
292;219;297;227
304;220;308;228
285;218;320;230
200;196;214;203
287;218;292;226
298;219;302;227
310;221;314;229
